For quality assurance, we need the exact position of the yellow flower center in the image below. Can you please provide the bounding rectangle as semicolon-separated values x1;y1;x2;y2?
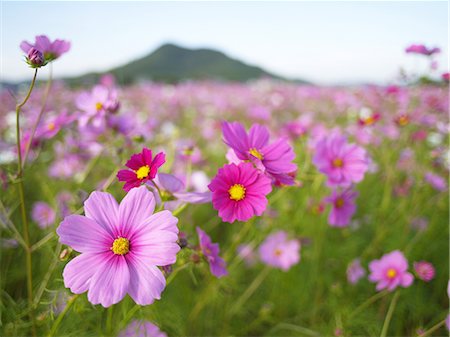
386;268;397;279
95;102;103;111
111;237;130;255
332;158;344;168
363;116;375;126
335;197;345;208
228;184;246;201
397;116;409;126
47;122;56;131
135;165;150;180
249;148;264;160
274;248;283;256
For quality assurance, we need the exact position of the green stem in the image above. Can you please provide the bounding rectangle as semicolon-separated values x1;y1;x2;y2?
16;68;38;337
380;291;400;337
229;266;271;315
349;290;389;319
47;294;79;337
22;63;53;168
418;318;447;337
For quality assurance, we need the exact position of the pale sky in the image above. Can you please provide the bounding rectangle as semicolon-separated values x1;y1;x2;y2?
1;1;448;85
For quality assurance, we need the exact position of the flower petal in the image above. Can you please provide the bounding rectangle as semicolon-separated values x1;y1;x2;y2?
84;191;119;236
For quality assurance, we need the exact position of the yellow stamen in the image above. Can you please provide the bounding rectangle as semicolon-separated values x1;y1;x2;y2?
95;102;103;111
135;165;150;180
274;248;283;256
397;116;409;126
229;184;246;201
364;116;375;126
386;268;397;279
249;148;264;160
111;237;130;255
335;198;345;208
332;158;343;168
47;122;56;131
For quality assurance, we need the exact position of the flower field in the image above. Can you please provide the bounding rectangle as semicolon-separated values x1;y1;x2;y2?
0;36;449;337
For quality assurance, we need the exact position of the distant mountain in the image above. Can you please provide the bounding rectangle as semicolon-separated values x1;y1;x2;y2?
69;43;308;85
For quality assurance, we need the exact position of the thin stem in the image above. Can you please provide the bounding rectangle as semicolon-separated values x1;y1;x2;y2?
47;294;79;337
33;242;61;306
418;318;447;337
380;291;400;337
229;265;271;315
15;68;38;337
348;290;389;319
23;63;53;168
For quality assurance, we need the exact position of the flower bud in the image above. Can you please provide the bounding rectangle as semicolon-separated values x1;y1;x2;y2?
26;48;45;68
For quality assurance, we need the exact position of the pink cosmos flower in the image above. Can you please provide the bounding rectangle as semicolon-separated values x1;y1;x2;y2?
237;244;257;267
325;188;358;227
57;186;180;307
196;227;227;278
20;35;70;61
424;172;447;191
36;110;74;140
413;261;435;282
405;44;440;56
117;148;166;192
347;258;366;284
31;202;56;229
312;132;369;187
368;250;414;291
76;85;119;128
259;231;300;271
208;163;272;223
118;320;167;337
222;121;297;185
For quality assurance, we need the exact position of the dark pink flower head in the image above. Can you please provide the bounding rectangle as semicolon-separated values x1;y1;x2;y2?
325;188;358;227
368;250;414;292
442;72;450;82
117;148;166;192
222;121;297;185
312;131;369;187
196;227;227;278
20;35;71;61
258;231;300;271
208;163;272;223
413;261;435;282
118;320;167;337
57;186;180;307
405;44;441;56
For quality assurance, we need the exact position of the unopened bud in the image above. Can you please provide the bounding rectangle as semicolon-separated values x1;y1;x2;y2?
27;48;45;68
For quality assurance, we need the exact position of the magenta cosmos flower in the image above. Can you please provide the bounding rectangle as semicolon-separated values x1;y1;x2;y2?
20;35;70;61
405;44;440;56
222;121;297;185
56;186;180;307
118;320;167;337
208;162;272;223
313;132;369;187
117;148;166;192
258;231;300;271
413;261;435;282
196;227;227;278
368;250;414;291
325;188;358;227
347;258;365;284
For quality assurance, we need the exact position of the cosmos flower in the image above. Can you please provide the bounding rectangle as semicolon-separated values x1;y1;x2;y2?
221;121;297;185
57;186;180;307
208;163;272;223
413;261;435;282
258;231;300;271
312;132;369;187
148;173;211;211
20;35;70;61
368;250;414;291
36;110;74;140
117;148;166;192
347;258;366;284
118;320;167;337
76;85;119;128
196;227;227;278
325;188;358;227
237;244;257;267
405;44;441;56
424;172;447;191
31;202;56;229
